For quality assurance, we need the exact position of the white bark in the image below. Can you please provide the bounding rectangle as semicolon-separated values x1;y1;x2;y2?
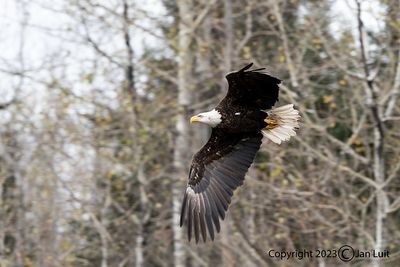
135;165;145;267
100;197;111;267
355;2;386;266
195;1;212;146
135;161;150;267
221;1;235;266
173;0;193;266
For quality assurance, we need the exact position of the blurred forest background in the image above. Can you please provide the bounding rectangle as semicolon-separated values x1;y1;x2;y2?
0;0;399;266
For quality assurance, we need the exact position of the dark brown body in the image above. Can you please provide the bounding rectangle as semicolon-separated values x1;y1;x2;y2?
215;99;267;133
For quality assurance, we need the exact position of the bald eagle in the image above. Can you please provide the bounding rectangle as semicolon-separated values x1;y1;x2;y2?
180;63;300;243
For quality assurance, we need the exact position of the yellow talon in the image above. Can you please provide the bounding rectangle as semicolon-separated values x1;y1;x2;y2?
265;117;278;129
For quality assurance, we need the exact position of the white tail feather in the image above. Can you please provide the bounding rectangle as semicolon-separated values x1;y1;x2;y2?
262;104;300;145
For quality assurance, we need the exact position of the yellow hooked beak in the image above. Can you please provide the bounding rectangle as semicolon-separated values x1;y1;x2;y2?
190;115;200;123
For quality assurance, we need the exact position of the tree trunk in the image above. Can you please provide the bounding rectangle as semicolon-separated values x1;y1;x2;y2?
173;0;193;266
221;1;235;266
355;2;386;266
195;0;212;146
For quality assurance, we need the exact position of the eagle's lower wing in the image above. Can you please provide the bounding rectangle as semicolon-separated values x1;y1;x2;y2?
180;130;263;242
225;62;281;110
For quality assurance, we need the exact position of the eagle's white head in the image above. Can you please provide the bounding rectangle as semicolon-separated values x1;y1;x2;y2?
190;109;222;127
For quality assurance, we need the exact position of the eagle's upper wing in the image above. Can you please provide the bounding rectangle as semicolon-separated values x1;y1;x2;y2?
180;129;263;242
225;62;281;110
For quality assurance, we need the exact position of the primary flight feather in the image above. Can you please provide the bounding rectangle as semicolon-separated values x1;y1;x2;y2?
180;63;300;243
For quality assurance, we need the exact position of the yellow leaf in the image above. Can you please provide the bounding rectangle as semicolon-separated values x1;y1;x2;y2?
322;95;333;104
351;137;362;145
243;46;251;60
105;115;112;122
270;167;282;178
95;116;102;124
258;163;266;171
107;171;114;179
274;233;283;239
313;38;321;44
355;147;365;153
294;178;302;188
283;207;290;213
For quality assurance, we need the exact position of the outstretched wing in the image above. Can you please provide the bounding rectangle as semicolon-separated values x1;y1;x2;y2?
225;62;281;110
180;129;263;242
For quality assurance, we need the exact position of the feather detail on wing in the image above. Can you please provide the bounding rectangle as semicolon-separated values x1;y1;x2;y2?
225;62;281;110
180;130;262;242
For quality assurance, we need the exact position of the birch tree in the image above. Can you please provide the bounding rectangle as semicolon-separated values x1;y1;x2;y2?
172;0;194;266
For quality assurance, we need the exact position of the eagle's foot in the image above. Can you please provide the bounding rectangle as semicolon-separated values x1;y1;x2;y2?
264;117;278;129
